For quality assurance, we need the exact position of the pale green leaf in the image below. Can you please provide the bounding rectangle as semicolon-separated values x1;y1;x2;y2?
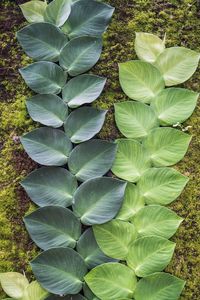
20;1;47;23
22;281;49;300
44;0;71;27
0;272;29;299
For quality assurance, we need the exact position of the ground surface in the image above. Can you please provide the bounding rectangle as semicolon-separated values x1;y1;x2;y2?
0;0;199;299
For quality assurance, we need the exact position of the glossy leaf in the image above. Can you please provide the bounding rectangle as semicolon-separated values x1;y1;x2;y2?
59;36;102;76
21;167;77;207
119;60;165;103
20;1;47;23
22;281;49;300
19;62;66;94
62;74;106;108
73;177;127;225
64;107;106;144
21;127;72;166
68;139;117;181
44;0;71;27
0;272;29;299
31;248;87;295
115;101;159;139
26;94;68;128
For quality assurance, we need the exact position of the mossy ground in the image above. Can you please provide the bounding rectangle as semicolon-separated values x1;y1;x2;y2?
0;0;199;299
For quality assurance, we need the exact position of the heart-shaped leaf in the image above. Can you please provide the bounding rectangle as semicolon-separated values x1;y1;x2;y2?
22;281;49;300
24;206;81;250
115;101;159;139
93;220;137;260
64;107;107;144
59;36;102;76
44;0;71;27
21;167;77;207
131;205;183;239
68;139;117;182
127;236;175;277
155;47;200;86
143;127;192;167
0;272;29;299
17;23;67;61
73;177;127;225
19;62;67;94
31;248;87;295
21;127;72;166
151;88;199;125
62;74;106;108
62;0;114;39
111;139;151;182
85;263;137;299
20;1;47;23
26;94;68;128
137;167;188;205
134;272;185;300
119;60;165;103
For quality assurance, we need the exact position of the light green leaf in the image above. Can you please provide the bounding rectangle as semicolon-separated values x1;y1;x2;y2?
26;94;68;128
127;236;175;277
62;0;114;39
116;183;145;221
85;263;137;299
62;74;106;108
59;36;102;76
17;23;67;61
137;167;189;205
93;220;137;260
24;206;81;250
21;127;72;166
20;1;47;23
134;272;185;300
0;272;29;299
143;127;192;167
21;167;77;207
119;60;165;103
73;177;127;225
111;139;151;182
31;248;87;295
155;47;200;86
44;0;71;27
131;205;183;239
68;139;117;182
151;88;199;125
115;101;159;139
64;107;106;144
22;281;49;300
19;62;67;94
135;32;165;63
83;283;100;300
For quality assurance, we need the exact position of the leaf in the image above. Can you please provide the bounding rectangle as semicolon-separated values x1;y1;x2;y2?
59;36;102;76
127;236;175;277
83;283;100;300
20;1;47;23
19;62;67;94
116;183;145;221
111;139;151;182
151;88;199;125
17;23;67;62
26;94;68;128
135;32;165;63
134;272;185;300
93;220;137;260
46;296;86;300
115;101;159;139
64;107;106;144
31;248;87;295
62;0;114;39
85;263;137;299
24;206;81;250
155;47;200;86
137;167;189;205
119;60;165;103
21;127;72;166
22;281;49;300
44;0;71;27
76;228;116;269
68;139;117;182
73;177;127;225
143;127;192;167
0;272;29;299
21;167;77;207
62;74;106;108
131;205;183;239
